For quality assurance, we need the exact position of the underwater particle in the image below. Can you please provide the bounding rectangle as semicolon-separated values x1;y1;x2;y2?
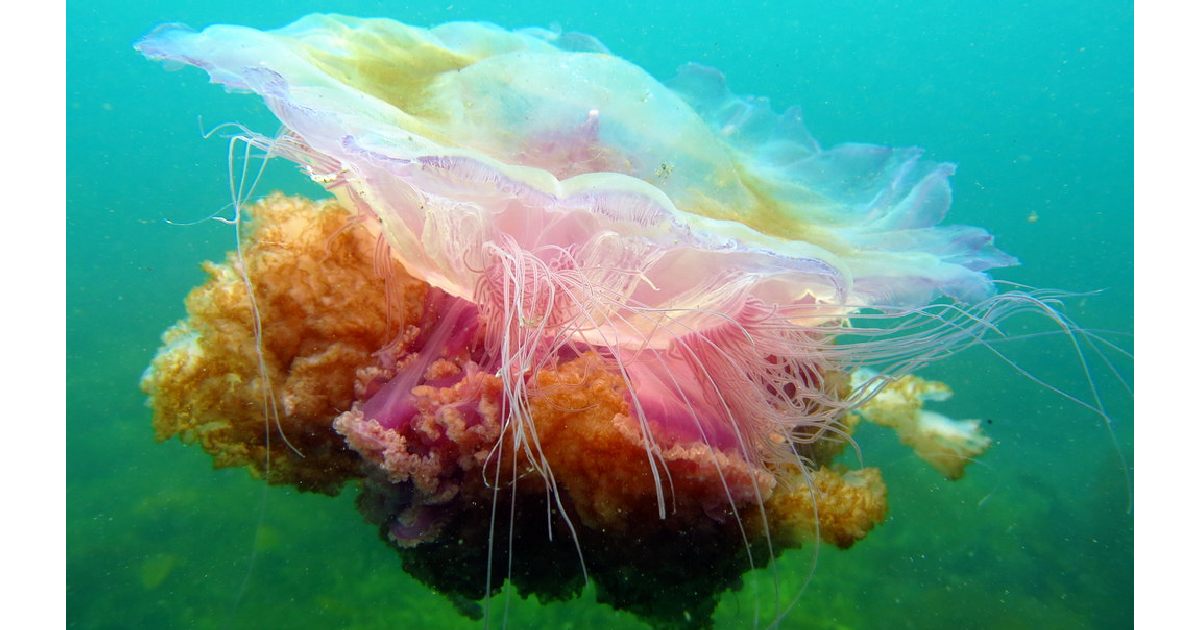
138;553;178;591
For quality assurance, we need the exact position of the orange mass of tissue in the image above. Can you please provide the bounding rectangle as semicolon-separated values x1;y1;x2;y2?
764;466;888;549
853;372;993;480
525;353;777;532
142;194;427;494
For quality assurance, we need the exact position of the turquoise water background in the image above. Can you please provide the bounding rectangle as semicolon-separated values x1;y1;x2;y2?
67;1;1133;628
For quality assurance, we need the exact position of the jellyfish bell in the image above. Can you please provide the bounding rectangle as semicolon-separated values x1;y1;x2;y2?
137;15;1125;627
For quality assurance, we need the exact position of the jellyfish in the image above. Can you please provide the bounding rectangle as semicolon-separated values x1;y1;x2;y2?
136;15;1094;627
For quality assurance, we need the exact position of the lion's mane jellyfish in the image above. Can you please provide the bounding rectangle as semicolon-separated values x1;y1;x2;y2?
137;15;1042;627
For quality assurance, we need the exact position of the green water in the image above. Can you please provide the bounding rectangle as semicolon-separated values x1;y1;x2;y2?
67;1;1133;628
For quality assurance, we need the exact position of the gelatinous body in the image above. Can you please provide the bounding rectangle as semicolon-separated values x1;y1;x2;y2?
138;16;1025;627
